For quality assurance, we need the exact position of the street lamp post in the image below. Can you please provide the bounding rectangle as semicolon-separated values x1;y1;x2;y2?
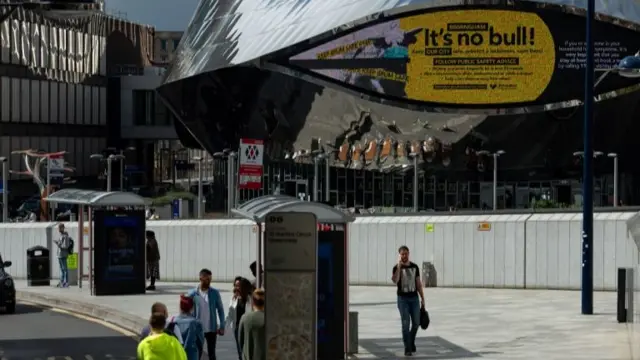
477;150;505;210
0;157;7;223
409;152;419;212
608;153;619;207
193;156;205;219
90;153;124;192
118;146;136;191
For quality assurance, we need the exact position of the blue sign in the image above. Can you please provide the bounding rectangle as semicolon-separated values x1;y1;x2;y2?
171;199;180;219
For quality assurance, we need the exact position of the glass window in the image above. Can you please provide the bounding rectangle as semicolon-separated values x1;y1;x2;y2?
160;39;167;51
173;39;180;50
132;90;152;125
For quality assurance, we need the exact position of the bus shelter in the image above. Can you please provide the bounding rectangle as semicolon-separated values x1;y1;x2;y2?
44;188;147;296
232;195;355;360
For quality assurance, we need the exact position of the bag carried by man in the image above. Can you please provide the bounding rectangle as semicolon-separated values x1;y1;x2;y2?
420;305;430;330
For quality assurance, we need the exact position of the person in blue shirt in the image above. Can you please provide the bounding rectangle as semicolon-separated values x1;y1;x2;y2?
173;295;204;360
186;268;225;360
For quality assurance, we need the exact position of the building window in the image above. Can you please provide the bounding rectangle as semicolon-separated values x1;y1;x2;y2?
155;98;173;126
173;39;180;50
133;90;154;126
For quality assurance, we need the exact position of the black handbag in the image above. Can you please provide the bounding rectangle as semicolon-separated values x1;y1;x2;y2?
420;305;430;330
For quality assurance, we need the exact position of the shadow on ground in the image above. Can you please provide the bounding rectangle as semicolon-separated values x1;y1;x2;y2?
360;336;482;359
0;336;137;359
4;304;44;315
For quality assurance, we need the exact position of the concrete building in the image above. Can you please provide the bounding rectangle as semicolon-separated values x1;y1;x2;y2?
0;5;154;194
154;31;182;63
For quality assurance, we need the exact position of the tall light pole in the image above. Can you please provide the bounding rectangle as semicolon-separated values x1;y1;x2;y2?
0;157;7;223
215;149;238;214
607;153;618;207
91;153;124;192
118;146;136;191
193;156;205;219
409;152;419;212
477;150;505;210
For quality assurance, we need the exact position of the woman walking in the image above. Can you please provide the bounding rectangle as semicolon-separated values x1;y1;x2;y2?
226;277;253;360
172;295;205;360
145;230;160;291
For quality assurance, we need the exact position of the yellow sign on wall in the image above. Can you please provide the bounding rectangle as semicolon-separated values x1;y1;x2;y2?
400;10;555;104
425;223;434;233
67;253;78;270
477;222;492;231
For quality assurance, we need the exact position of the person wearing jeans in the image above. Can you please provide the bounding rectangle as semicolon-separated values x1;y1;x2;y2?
391;245;425;356
53;223;70;288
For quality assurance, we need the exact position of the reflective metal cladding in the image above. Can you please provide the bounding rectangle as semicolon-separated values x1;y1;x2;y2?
157;0;640;170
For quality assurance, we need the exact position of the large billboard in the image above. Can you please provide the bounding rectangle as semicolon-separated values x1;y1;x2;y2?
287;6;640;109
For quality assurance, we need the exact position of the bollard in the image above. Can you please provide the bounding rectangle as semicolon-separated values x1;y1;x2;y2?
422;262;438;287
348;311;359;354
617;267;635;323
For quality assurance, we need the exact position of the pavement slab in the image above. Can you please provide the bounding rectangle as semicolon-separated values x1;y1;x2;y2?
13;280;638;360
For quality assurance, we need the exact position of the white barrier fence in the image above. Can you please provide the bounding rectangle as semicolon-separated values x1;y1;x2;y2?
0;212;637;290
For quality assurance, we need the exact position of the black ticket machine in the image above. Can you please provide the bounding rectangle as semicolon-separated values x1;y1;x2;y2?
93;209;146;296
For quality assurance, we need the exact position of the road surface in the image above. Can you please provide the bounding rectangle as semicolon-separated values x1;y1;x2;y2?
0;303;137;360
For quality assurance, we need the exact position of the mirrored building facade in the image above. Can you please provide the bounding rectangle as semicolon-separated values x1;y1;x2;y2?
158;0;640;211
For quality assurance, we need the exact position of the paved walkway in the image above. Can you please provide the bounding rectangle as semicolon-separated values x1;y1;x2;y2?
14;280;638;359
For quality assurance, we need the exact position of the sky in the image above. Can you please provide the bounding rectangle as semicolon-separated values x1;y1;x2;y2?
105;0;200;31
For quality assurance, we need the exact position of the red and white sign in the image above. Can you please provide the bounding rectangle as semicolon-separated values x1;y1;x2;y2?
238;138;264;190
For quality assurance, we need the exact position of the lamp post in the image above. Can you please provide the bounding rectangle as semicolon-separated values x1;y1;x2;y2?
90;153;124;192
607;153;619;207
192;156;205;219
477;150;505;211
409;152;419;212
312;151;326;202
0;157;7;223
118;146;136;191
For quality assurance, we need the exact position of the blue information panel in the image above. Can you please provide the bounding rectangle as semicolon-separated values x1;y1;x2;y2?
93;210;146;295
317;224;346;360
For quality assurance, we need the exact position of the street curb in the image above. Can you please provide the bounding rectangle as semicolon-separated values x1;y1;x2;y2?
16;290;146;336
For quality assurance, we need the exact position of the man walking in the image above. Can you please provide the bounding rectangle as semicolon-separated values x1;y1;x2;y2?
53;223;70;288
187;269;225;360
391;245;425;356
238;288;265;360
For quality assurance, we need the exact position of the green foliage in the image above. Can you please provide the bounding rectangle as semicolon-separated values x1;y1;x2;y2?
532;199;576;209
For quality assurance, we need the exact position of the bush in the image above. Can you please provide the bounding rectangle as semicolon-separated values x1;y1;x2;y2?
147;191;195;206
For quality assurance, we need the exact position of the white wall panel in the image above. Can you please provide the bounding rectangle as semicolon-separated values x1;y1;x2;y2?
526;212;636;290
99;87;106;125
68;30;76;73
59;28;67;72
31;23;41;68
30;80;40;123
40;79;49;123
76;84;83;124
10;20;19;64
10;78;19;122
41;24;50;69
99;35;106;76
66;83;75;124
0;224;52;279
1;77;9;121
0;19;9;63
20;79;29;122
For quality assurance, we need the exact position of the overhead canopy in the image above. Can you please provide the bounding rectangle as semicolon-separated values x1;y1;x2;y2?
44;188;147;206
232;195;354;223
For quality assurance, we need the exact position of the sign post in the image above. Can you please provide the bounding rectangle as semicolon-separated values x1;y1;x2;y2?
264;212;318;360
238;138;264;191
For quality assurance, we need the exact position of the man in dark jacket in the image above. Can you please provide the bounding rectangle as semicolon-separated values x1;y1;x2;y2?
146;230;160;290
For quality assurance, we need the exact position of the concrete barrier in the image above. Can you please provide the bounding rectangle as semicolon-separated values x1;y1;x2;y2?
0;212;636;290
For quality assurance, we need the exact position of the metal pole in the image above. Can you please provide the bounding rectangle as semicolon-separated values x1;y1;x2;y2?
582;0;595;315
46;157;51;221
119;151;125;191
226;157;233;215
324;157;330;202
197;160;203;219
233;153;239;208
613;155;618;207
412;155;418;212
493;154;498;211
106;158;112;192
313;156;319;201
172;153;177;188
1;161;7;223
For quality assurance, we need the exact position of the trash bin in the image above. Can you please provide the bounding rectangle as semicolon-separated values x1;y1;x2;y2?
348;311;359;354
27;246;50;286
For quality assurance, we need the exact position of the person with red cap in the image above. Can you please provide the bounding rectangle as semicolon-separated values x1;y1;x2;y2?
172;295;205;360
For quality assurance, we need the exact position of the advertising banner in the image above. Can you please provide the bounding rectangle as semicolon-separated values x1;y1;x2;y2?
47;154;65;186
288;6;640;108
238;138;264;190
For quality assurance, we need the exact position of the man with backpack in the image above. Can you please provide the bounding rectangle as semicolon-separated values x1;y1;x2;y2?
140;302;183;345
53;223;72;288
